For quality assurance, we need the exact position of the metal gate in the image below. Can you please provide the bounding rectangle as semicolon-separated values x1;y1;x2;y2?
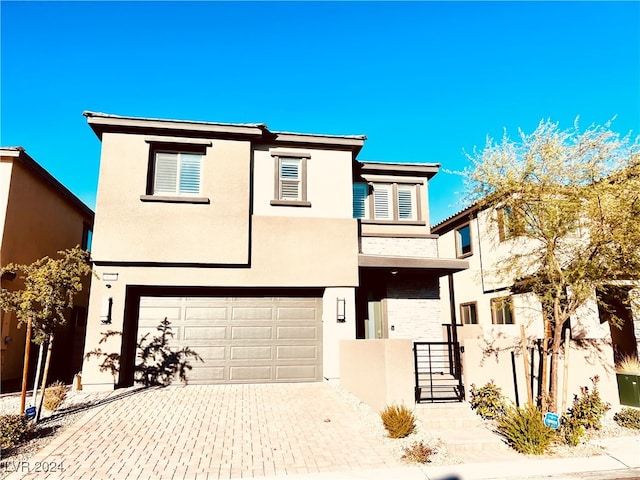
414;341;464;403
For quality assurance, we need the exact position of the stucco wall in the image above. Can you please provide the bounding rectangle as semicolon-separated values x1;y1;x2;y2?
1;155;93;384
340;339;415;412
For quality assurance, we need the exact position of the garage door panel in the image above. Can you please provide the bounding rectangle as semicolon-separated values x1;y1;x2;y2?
230;366;272;381
231;326;273;340
137;295;322;384
276;345;318;360
277;326;318;340
183;325;227;341
230;346;272;360
276;365;317;381
231;307;273;321
185;307;228;321
276;307;317;321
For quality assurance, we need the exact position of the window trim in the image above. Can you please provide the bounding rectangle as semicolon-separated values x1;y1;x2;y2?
270;152;311;207
491;296;514;325
365;182;421;223
144;140;210;203
455;223;473;258
460;302;478;325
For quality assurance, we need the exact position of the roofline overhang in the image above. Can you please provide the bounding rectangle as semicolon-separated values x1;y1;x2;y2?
431;203;480;235
83;111;366;154
359;161;440;179
0;147;95;221
358;254;469;275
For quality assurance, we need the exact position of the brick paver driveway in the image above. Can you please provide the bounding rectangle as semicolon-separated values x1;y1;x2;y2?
14;383;402;479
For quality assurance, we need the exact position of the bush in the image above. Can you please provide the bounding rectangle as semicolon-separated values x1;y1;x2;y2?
469;381;507;420
613;408;640;430
559;415;585;447
566;376;610;431
43;381;68;411
0;414;31;449
401;441;434;463
380;404;416;439
497;404;555;455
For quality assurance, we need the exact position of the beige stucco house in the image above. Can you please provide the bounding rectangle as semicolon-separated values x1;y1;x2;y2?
80;111;468;392
432;204;640;409
1;147;94;390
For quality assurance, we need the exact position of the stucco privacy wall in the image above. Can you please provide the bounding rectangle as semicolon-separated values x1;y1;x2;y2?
340;339;415;412
91;132;251;265
460;333;620;411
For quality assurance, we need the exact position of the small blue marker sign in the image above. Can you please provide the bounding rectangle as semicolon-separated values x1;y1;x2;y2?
25;406;36;420
543;412;560;429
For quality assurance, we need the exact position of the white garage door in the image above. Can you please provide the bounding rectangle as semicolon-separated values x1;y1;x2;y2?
137;295;323;384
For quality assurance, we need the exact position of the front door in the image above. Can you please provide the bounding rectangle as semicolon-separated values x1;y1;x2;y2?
365;298;386;339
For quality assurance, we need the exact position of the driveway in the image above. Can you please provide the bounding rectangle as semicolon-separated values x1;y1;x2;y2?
10;383;403;479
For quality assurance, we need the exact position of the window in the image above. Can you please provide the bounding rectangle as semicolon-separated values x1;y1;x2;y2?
271;152;310;206
491;297;514;325
455;224;472;257
153;151;202;196
82;223;93;252
368;183;419;222
460;302;478;325
352;183;368;219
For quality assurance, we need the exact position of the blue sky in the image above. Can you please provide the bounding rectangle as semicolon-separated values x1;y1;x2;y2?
2;1;639;225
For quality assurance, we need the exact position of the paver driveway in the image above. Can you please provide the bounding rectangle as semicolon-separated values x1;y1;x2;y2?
12;383;403;479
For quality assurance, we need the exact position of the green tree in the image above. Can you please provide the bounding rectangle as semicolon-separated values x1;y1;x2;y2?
0;246;92;420
463;118;640;411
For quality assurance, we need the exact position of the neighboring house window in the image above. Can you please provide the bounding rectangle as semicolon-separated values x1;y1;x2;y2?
460;302;478;325
153;151;202;196
369;183;418;222
491;297;514;324
271;152;311;207
82;223;93;252
455;224;472;257
352;183;368;219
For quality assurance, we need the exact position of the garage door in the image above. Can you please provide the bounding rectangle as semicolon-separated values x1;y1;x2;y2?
137;295;323;384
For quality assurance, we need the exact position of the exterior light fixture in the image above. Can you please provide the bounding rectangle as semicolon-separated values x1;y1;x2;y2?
100;297;113;324
336;298;346;323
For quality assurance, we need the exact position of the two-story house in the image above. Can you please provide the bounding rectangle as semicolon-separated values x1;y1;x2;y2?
1;147;94;390
432;204;639;407
80;111;468;391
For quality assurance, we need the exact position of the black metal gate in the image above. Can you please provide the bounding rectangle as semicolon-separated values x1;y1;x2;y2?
414;341;464;403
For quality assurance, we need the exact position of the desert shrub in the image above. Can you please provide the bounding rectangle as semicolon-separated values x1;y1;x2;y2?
0;414;31;449
615;355;640;375
566;376;610;431
43;381;68;411
559;415;585;446
469;381;507;420
401;441;434;463
380;404;416;439
497;404;555;455
613;408;640;430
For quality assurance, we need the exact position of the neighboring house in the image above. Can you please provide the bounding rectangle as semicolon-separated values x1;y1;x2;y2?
432;204;640;407
80;111;468;391
0;147;94;390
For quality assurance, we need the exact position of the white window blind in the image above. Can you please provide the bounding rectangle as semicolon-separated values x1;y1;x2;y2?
352;183;368;219
373;185;391;219
397;185;416;220
154;152;202;195
279;157;301;200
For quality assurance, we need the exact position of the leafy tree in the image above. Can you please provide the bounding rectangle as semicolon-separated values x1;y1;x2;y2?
463;118;640;411
0;246;92;420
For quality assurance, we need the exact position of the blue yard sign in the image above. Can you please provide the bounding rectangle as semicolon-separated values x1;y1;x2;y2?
25;406;36;420
543;412;560;429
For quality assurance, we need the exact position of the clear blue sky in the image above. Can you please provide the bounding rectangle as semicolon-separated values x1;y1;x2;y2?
2;1;639;225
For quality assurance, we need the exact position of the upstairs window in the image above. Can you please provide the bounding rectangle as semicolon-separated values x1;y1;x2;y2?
455;224;472;257
153;151;202;196
270;151;311;207
460;302;478;325
368;183;419;222
352;183;368;219
491;296;514;325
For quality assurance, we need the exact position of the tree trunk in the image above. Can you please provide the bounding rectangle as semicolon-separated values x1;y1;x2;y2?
35;333;54;422
31;342;45;409
549;321;564;413
19;318;33;415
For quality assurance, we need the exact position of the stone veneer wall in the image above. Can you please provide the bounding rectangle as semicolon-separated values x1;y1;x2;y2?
386;277;443;341
360;237;438;257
